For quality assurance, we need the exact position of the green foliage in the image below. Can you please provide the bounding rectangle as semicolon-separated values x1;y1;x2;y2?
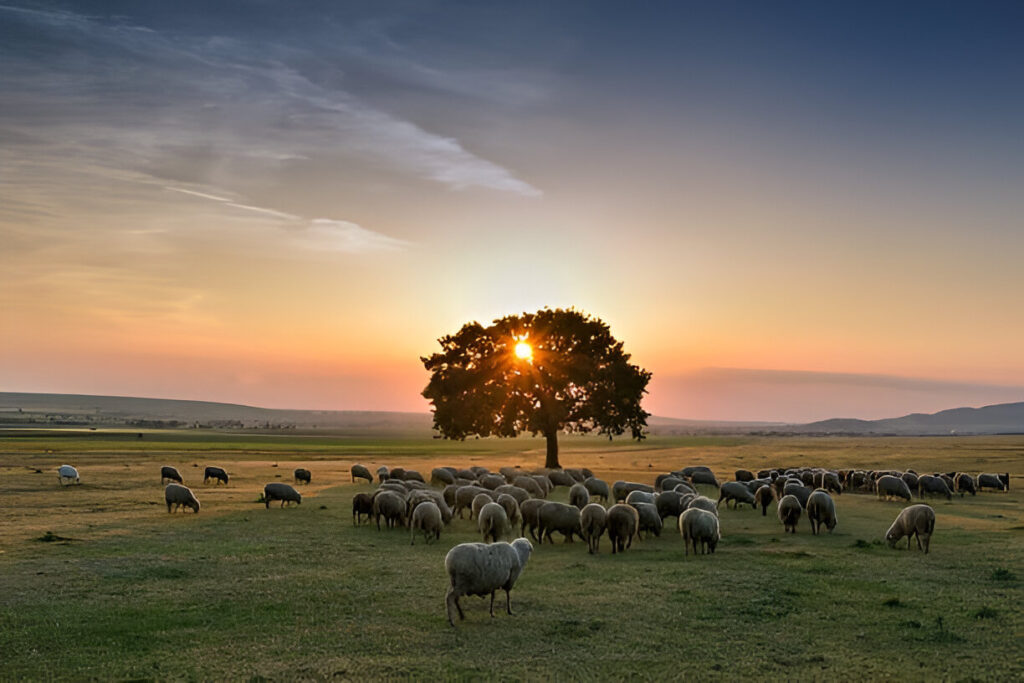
991;568;1017;581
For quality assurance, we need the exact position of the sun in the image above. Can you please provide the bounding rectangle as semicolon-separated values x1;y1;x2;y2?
514;340;533;360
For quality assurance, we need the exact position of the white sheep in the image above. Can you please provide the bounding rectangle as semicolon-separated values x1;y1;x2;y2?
678;507;720;555
478;502;512;543
885;504;935;554
410;501;443;545
165;483;200;513
805;489;837;534
444;538;534;626
57;465;80;486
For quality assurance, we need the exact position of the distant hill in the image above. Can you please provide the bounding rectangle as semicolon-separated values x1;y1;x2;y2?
795;401;1024;435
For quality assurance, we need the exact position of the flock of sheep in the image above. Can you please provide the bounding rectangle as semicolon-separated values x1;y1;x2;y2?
54;459;1011;626
348;463;1011;625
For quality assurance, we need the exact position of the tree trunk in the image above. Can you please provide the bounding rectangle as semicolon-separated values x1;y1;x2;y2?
544;431;560;469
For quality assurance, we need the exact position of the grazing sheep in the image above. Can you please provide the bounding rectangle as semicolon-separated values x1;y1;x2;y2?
977;473;1007;492
470;466;490;477
569;483;590;510
160;466;183;485
389;467;406;481
875;475;913;502
165;483;200;513
625;490;657;506
444;538;534;627
350;464;373;484
606;504;639;554
57;465;80;486
686;496;719;517
545;470;574;488
407;490;453;525
735;469;755;482
672;482;698;496
471;493;494;521
454;485;491;518
885;504;936;554
401;469;425;483
901;472;920;489
783;482;813;508
954;473;977;496
511;475;544;498
805;489;837;534
373;490;407;529
495;493;521;527
658;476;689;492
264;482;302;509
655;490;687;521
203;466;229;485
612;481;655;503
918;475;953;501
564;468;586;483
377;465;390;483
410;501;443;545
580;503;607;554
754;485;774;516
499;466;520;482
821;472;842;495
519;498;546;541
999;473;1010;490
777;494;802;533
678;465;713;478
583;477;611;502
689;470;720;489
531;475;553;497
494;485;530;506
678;508;720;555
352;492;374;525
633;502;663;539
717;481;757;510
479;474;506;490
478;502;513;543
537;502;583;544
431;467;456;486
293;468;311;485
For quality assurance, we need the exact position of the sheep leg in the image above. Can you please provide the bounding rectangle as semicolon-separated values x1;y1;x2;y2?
445;590;458;626
489;591;496;617
505;589;514;615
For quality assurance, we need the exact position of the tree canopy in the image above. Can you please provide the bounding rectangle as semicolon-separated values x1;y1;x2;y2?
421;308;651;469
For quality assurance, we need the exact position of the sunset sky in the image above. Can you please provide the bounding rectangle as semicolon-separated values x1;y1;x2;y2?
3;1;1024;422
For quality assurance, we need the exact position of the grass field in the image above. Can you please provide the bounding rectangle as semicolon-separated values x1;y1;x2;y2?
1;431;1022;680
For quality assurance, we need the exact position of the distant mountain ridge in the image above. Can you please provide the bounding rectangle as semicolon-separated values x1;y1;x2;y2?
795;401;1024;435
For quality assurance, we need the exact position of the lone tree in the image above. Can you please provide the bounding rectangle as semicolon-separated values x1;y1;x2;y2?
421;308;651;469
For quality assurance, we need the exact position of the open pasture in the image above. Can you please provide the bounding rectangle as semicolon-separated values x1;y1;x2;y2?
1;431;1022;679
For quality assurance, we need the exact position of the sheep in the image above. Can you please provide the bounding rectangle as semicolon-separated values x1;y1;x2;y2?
954;473;977;496
407;490;453;525
445;538;533;627
901;472;920;490
470;466;490;477
454;485;491;519
456;469;477;481
377;465;389;483
917;475;953;501
583;477;611;502
494;485;530;506
564;468;586;482
495;493;522;527
999;473;1010;490
744;478;771;495
57;465;80;486
512;475;545;498
203;466;229;485
410;501;443;545
165;483;200;513
350;464;373;484
678;465;713;478
821;472;843;495
655;490;687;521
606;504;639;554
658;476;690;492
499;466;521;482
805;489;837;534
389;467;406;481
580;503;607;554
678;508;720;555
625;490;656;506
479;474;506;490
519;498;546;541
401;470;425;483
754;485;774;516
471;493;493;521
373;490;407;529
569;483;590;509
783;482;813;508
547;470;576;488
735;468;755;482
777;494;802;533
531;475;553;497
686;496;719;517
293;468;311;485
380;481;410;496
717;481;757;510
537;502;583;544
689;470;720;489
977;473;1007;492
612;480;654;503
352;492;374;525
430;467;456;486
160;466;183;485
264;482;302;509
478;502;513;543
672;482;698;496
633;502;663;539
885;504;936;554
875;475;913;502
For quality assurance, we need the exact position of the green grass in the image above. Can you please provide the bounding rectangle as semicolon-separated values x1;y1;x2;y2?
1;433;1022;679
